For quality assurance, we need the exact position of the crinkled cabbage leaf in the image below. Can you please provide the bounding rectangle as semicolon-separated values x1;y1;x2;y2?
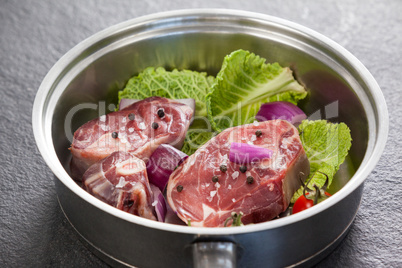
118;67;214;117
291;119;352;203
206;49;308;132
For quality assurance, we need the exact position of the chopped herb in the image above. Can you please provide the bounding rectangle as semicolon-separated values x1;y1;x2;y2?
177;185;183;192
128;113;135;120
246;176;254;184
111;132;118;139
152;122;159;129
220;165;227;172
212;176;219;183
239;165;247;173
255;130;262;137
224;212;244;227
157;108;165;118
187;219;191;226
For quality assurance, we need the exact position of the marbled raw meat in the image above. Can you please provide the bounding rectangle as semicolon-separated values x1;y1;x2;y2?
70;97;193;180
167;119;309;227
82;151;156;220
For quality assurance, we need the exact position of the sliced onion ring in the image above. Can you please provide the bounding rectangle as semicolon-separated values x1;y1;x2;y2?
164;204;186;225
175;98;196;113
119;99;139;110
146;144;188;192
229;142;273;164
149;184;167;222
119;98;196;113
255;101;307;127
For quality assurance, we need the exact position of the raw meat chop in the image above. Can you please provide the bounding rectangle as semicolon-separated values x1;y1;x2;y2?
166;119;309;227
70;97;193;180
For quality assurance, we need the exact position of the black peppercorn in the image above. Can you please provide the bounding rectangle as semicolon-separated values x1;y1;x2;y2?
246;176;254;184
220;165;227;172
152;122;159;129
212;176;219;183
157;108;165;118
239;165;247;173
255;130;262;137
128;113;135;121
111;132;118;139
177;185;183;192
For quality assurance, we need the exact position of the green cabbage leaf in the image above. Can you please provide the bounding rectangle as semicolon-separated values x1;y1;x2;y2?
118;67;214;117
206;49;308;132
291;119;352;203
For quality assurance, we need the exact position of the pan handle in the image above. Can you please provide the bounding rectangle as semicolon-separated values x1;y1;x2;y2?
192;241;237;268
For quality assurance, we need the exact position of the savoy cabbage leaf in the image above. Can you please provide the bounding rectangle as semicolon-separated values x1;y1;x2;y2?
118;67;214;117
206;49;308;132
291;119;352;203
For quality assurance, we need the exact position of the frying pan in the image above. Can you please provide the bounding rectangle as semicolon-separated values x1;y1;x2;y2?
32;9;388;267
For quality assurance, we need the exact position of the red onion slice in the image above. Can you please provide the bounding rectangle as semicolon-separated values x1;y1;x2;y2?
175;98;195;113
164;204;186;225
229;142;273;164
119;99;139;110
119;98;195;113
146;144;188;191
150;183;184;224
255;101;307;126
150;184;167;222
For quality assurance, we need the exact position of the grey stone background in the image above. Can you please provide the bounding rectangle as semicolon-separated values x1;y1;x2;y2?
1;0;401;267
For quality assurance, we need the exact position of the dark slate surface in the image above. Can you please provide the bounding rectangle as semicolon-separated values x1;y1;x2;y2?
0;0;401;267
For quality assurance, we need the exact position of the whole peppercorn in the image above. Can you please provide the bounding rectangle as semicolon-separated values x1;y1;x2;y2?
152;122;159;129
239;165;247;173
157;108;165;118
177;185;184;192
128;113;135;121
246;176;254;184
212;176;219;183
255;130;262;137
111;132;118;139
219;165;227;172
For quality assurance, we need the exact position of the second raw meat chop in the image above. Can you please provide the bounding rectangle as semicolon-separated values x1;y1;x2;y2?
167;120;309;227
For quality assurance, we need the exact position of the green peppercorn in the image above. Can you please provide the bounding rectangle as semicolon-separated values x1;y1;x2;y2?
128;113;135;120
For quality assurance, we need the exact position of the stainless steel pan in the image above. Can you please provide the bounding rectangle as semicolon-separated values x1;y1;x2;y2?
32;9;388;267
